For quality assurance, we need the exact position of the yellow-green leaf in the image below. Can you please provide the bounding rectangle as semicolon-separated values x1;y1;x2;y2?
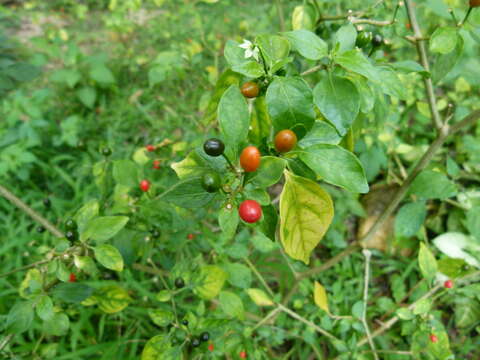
313;281;330;314
141;335;173;360
96;285;131;313
246;288;274;307
19;269;42;299
194;265;227;299
279;171;334;264
94;244;124;272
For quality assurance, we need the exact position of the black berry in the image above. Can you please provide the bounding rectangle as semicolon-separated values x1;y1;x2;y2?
200;332;210;342
175;277;185;289
36;226;46;233
65;230;78;242
191;338;201;347
203;138;225;157
182;319;189;326
101;147;112;157
65;218;77;230
372;34;384;47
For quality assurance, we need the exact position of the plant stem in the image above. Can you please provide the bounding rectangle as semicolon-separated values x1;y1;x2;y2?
275;0;285;32
221;153;237;174
244;257;275;298
404;0;443;131
0;184;64;238
460;6;473;26
361;249;379;360
277;304;341;342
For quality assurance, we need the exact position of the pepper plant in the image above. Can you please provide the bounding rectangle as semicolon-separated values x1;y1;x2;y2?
1;0;480;359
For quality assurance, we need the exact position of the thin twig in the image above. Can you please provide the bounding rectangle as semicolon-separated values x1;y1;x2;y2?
361;249;379;360
0;184;64;238
275;0;285;32
301;64;326;76
0;334;14;352
244;257;275;298
404;0;443;130
277;304;341;343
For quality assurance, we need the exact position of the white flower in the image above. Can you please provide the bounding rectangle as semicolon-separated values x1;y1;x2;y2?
239;39;260;61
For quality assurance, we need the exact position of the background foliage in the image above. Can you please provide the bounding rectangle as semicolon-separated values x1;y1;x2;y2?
1;0;480;359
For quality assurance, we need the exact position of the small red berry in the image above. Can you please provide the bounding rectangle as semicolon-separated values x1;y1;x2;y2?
153;160;161;169
69;273;76;282
187;233;195;240
146;144;155;152
444;280;453;289
140;180;151;192
208;343;214;352
429;334;438;343
239;200;262;223
239;350;247;358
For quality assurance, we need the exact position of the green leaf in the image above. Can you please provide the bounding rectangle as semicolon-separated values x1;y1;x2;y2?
148;309;175;327
113;160;139;188
395;202;427;238
279;171;334;264
437;258;469;278
466;206;480;240
266;76;315;134
89;65;115;84
432;35;463;82
413;298;432;315
377;67;407;100
218;85;249;158
283;30;328;60
82;216;129;242
255;34;290;70
51;283;94;303
249;156;286;188
171;148;226;180
76;86;96;109
334;23;357;52
74;255;99;276
246;288;274;306
391;61;429;78
224;40;247;66
430;27;458;54
313;75;360;136
224;263;252;289
409;170;457;200
36;295;54;321
335;49;380;82
218;205;240;240
75;200;99;232
195;265;227;299
96;285;131;313
5;301;34;334
418;243;438;282
94;244;124;272
249;95;271;144
157;177;215;208
42;313;70;336
202;69;242;125
298;144;369;193
251;231;277;253
396;308;415;320
298;121;341;147
156;290;171;302
219;291;244;320
231;61;265;78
